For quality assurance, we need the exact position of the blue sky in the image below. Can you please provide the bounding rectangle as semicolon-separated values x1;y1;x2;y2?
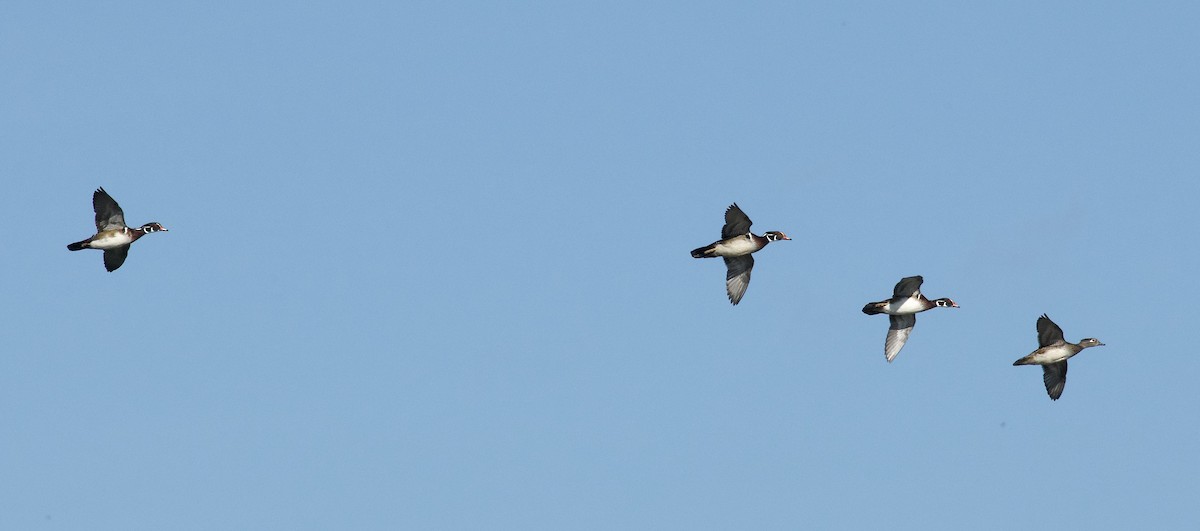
3;1;1198;529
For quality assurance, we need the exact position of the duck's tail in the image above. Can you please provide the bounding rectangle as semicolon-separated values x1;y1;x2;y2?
861;301;887;315
690;244;715;258
67;240;88;251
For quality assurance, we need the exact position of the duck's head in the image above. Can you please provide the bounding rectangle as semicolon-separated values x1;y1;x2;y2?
1078;338;1105;348
140;222;168;233
934;298;959;308
764;231;791;242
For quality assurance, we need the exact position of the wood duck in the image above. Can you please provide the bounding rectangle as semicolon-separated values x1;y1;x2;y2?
690;203;790;305
862;275;958;362
1013;314;1104;400
67;187;168;272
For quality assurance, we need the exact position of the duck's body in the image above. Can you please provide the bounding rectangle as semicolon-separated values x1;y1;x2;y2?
693;233;769;258
862;275;958;362
1014;343;1081;366
73;227;138;250
1013;314;1104;400
67;187;167;272
866;293;939;316
690;203;790;305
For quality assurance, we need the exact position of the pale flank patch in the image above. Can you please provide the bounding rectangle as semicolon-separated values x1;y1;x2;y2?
888;296;928;315
1027;345;1074;364
87;230;134;250
713;237;757;257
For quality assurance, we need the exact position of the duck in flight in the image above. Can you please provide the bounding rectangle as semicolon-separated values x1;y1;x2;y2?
1013;314;1104;400
690;203;790;305
67;187;168;272
862;275;958;362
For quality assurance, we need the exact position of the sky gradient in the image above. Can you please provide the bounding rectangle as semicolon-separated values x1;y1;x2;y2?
3;2;1199;529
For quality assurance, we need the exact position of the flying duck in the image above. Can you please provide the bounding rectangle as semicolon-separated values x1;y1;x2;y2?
67;187;168;272
1013;314;1104;400
690;203;790;305
862;275;958;362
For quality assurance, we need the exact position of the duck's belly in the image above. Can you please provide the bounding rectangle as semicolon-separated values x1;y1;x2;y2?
1026;345;1074;364
712;236;758;257
886;297;928;315
88;231;133;249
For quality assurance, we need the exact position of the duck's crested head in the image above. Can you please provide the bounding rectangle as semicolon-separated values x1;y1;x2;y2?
140;222;168;233
1078;338;1105;348
764;231;791;241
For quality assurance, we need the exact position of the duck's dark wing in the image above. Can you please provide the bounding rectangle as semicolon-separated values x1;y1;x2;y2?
891;275;924;299
885;313;916;362
721;203;753;240
723;255;753;305
1037;314;1066;348
93;187;126;231
1042;361;1067;400
103;245;130;272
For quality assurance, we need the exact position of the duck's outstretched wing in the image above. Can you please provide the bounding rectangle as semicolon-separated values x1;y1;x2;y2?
891;275;924;299
93;187;126;231
721;203;753;240
1037;314;1066;348
1042;361;1067;400
885;314;916;362
723;255;753;305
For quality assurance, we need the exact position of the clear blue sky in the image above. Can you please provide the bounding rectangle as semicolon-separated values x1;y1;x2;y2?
3;2;1198;529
